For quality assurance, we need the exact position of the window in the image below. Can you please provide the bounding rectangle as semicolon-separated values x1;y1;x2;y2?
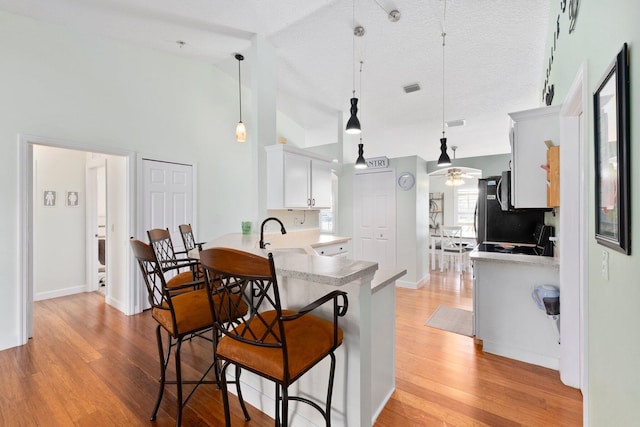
455;186;478;238
320;171;338;234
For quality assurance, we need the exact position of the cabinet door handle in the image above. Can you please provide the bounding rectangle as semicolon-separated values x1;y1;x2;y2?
311;198;315;206
307;198;311;206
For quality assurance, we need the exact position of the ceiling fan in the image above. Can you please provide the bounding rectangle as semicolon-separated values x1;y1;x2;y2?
431;167;476;178
430;167;481;186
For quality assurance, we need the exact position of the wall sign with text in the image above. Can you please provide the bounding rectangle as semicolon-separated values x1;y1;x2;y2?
542;0;580;106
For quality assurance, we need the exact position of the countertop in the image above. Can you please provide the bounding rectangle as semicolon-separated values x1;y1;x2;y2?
470;248;559;267
195;233;398;288
199;230;350;255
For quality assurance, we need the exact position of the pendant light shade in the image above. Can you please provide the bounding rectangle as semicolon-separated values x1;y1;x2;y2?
235;121;246;142
355;142;367;169
346;97;361;134
235;53;246;142
438;137;452;166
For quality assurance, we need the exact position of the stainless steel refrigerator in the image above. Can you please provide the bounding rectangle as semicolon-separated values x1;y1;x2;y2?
476;176;546;245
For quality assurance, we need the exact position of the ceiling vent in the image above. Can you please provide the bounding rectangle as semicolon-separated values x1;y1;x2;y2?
445;119;466;127
403;83;421;94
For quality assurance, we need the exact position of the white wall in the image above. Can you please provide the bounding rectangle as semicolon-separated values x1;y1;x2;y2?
0;10;257;350
33;146;86;300
393;156;430;288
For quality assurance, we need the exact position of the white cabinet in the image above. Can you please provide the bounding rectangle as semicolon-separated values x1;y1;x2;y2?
472;255;560;369
266;145;332;209
508;105;561;209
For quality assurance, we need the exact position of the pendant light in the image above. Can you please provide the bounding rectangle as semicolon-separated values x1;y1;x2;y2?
345;0;361;135
437;0;451;167
355;139;367;169
355;60;367;169
235;53;246;142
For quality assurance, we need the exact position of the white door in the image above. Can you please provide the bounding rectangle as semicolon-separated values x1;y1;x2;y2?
142;159;194;252
353;170;396;269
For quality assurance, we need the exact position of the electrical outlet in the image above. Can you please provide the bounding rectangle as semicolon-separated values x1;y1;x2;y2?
601;250;609;280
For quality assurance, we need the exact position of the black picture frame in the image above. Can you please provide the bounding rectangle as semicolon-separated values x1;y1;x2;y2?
593;43;630;254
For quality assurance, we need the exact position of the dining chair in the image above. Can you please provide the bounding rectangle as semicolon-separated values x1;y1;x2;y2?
130;238;215;427
147;228;202;291
439;226;469;274
199;247;349;427
130;238;249;427
178;223;204;253
178;223;206;279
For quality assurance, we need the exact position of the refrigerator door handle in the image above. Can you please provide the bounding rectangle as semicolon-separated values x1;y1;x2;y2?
496;176;503;208
473;202;478;236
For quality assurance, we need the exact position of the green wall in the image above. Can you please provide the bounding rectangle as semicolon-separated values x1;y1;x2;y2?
545;1;640;425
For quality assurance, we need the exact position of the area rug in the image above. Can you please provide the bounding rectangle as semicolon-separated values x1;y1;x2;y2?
425;305;473;337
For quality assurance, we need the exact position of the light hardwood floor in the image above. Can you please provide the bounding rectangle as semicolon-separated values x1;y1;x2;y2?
0;269;582;426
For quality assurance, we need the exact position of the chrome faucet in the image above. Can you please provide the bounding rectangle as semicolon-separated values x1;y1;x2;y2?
259;217;287;249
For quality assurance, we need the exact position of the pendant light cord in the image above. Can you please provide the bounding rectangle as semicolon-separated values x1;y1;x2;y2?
441;0;447;137
359;60;363;143
238;57;242;121
352;0;356;97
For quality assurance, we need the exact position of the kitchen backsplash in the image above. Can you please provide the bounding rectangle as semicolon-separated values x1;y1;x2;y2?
263;209;320;232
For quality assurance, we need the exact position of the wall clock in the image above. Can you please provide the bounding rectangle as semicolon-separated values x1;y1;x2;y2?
397;172;415;190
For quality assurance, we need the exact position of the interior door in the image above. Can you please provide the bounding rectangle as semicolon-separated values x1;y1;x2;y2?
142;159;194;309
353;170;396;269
143;159;194;250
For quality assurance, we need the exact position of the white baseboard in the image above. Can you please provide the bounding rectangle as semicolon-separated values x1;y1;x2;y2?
34;285;85;301
371;386;395;424
0;333;22;351
105;295;129;315
482;341;560;370
395;273;429;289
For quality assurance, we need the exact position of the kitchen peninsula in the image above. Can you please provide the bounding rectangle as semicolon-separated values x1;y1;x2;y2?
194;232;406;427
471;249;560;369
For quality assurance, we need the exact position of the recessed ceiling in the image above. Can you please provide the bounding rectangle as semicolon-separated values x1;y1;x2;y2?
0;0;551;163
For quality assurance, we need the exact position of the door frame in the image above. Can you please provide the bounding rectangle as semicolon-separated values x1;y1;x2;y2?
86;158;107;293
18;134;136;344
558;64;589;400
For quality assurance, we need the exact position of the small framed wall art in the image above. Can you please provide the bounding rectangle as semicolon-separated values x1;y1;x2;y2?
593;43;630;254
65;191;80;207
43;190;57;207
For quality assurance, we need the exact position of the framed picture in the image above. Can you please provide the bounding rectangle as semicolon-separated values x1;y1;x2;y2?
593;43;630;254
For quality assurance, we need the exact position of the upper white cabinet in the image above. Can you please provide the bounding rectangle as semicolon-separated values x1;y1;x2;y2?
266;145;332;210
508;105;561;209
